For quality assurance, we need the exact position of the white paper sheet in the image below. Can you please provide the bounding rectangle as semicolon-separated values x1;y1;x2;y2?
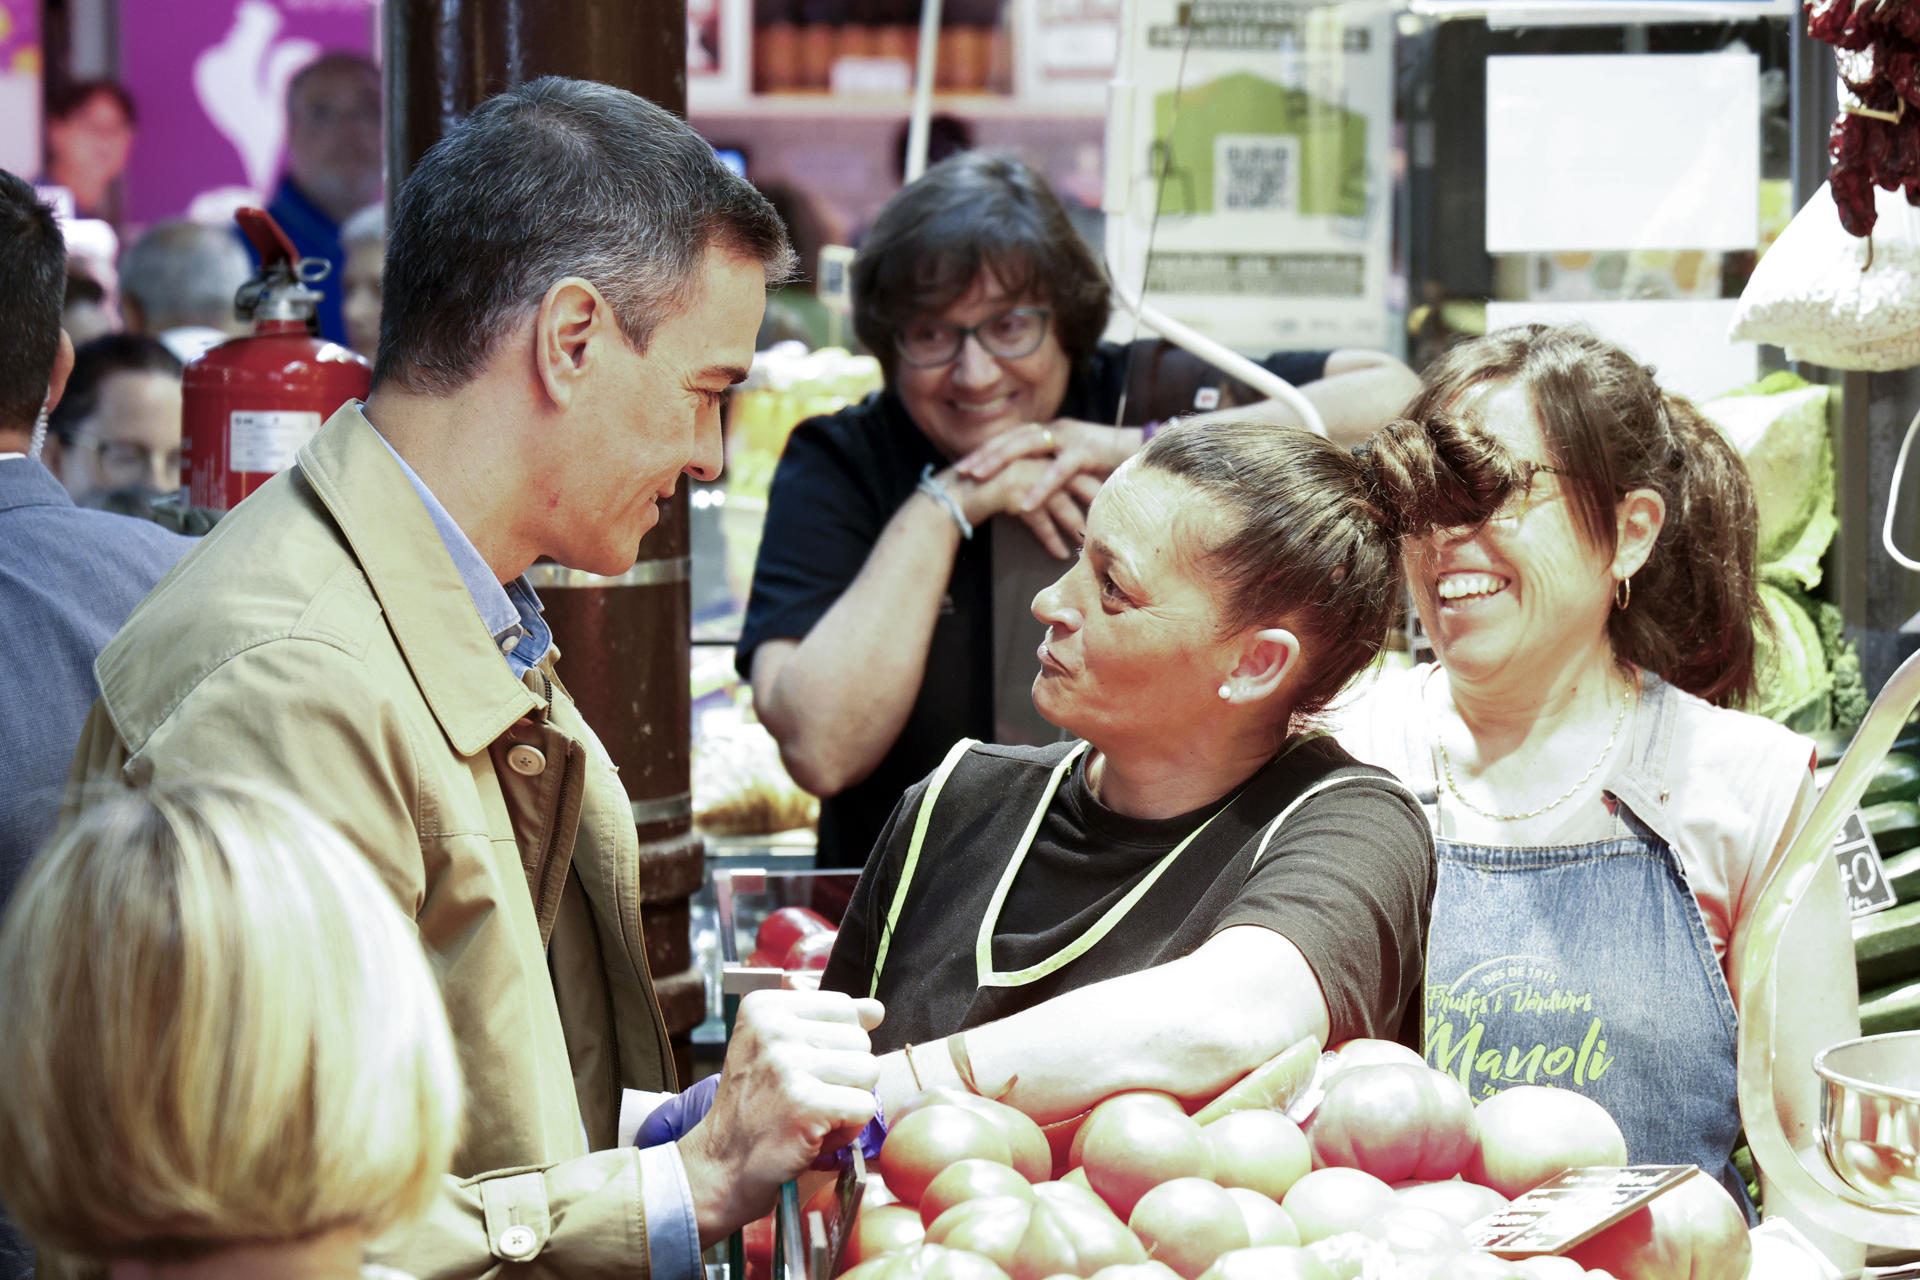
1485;51;1760;254
1484;298;1759;403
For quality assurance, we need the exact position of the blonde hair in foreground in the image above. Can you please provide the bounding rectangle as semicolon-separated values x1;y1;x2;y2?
0;780;462;1262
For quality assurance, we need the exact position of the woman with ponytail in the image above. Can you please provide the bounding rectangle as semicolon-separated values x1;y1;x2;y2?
820;419;1443;1125
1337;325;1857;1227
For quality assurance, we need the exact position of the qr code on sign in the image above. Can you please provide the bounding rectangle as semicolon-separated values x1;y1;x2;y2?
1214;134;1299;213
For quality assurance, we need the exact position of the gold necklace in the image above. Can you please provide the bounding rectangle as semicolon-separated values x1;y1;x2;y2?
1435;678;1636;823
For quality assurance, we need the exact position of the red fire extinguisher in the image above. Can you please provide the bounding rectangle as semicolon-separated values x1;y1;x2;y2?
181;207;371;511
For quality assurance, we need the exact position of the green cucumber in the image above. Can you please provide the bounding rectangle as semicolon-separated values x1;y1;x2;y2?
1815;729;1920;768
1854;899;1920;990
1862;977;1920;1036
1817;752;1920;808
1886;847;1920;904
1868;801;1920;857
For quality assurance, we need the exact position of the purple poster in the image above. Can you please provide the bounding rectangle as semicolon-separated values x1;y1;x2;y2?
120;0;375;226
0;0;43;177
0;0;39;68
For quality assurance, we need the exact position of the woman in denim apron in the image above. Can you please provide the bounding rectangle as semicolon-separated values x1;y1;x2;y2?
1335;326;1856;1249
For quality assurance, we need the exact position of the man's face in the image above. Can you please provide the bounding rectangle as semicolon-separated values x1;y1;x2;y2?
57;369;184;498
286;64;382;216
342;239;384;356
536;246;766;575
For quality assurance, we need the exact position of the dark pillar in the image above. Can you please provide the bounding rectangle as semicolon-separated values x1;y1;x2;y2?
386;0;705;1086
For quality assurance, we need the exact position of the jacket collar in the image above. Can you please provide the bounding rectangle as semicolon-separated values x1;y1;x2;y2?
0;456;79;513
299;404;538;755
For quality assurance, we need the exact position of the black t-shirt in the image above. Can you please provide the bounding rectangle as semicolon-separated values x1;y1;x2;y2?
819;735;1435;1053
736;341;1330;868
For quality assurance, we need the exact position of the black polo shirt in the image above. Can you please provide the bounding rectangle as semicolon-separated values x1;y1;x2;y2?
735;342;1329;867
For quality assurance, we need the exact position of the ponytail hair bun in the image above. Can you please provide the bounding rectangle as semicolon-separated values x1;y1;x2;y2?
1354;415;1522;541
1137;417;1412;719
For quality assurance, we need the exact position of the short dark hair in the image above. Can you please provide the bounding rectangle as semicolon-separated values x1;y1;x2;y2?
375;77;794;395
47;334;183;446
891;113;974;185
0;169;68;430
48;79;137;127
1399;325;1762;707
1142;416;1504;721
852;151;1109;382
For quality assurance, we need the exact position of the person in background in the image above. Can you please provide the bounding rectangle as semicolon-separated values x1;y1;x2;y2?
43;79;136;221
119;219;253;363
66;79;881;1275
42;334;183;501
340;203;385;357
61;268;116;346
0;780;461;1279
0;169;192;1279
261;52;382;345
1331;325;1857;1257
740;151;1421;867
821;418;1440;1121
754;183;835;350
891;112;973;186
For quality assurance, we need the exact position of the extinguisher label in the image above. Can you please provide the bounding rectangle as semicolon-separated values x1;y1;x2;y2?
229;410;323;475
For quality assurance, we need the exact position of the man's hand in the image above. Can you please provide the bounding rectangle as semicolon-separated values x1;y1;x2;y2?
941;455;1100;560
953;419;1131;515
679;990;884;1247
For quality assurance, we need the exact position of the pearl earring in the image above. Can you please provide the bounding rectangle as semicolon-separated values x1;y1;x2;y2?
1218;684;1232;700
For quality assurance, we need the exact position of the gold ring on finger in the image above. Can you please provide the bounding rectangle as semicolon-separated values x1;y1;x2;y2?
1040;427;1056;452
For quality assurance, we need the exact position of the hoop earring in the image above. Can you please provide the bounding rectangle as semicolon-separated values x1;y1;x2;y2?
1614;576;1632;611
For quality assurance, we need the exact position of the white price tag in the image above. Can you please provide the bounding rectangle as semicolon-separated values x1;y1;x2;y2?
1834;809;1898;918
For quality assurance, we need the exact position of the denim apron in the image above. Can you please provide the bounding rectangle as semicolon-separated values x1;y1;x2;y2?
1411;676;1752;1215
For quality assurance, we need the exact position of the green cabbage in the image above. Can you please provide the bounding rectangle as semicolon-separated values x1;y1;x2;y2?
1701;374;1836;591
1750;582;1833;733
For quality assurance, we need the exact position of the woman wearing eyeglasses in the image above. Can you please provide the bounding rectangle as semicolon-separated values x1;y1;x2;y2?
1332;326;1857;1244
738;151;1417;867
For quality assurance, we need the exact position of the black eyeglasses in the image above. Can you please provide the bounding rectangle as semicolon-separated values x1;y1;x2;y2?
894;307;1052;368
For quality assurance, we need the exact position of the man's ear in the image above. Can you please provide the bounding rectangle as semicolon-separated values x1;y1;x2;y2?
1220;627;1301;706
45;330;75;414
533;277;612;410
1611;488;1666;582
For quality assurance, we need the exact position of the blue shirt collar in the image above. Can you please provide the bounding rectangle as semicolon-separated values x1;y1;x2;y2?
363;409;551;677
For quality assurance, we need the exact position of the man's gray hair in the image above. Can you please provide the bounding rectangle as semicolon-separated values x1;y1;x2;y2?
374;77;793;395
119;221;252;332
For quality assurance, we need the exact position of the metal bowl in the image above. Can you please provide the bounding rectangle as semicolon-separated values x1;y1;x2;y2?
1816;1032;1920;1206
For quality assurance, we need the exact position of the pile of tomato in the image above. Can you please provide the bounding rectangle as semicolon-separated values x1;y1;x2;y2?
813;1040;1752;1280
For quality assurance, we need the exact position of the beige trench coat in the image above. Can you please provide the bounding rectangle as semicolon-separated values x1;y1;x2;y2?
68;404;681;1276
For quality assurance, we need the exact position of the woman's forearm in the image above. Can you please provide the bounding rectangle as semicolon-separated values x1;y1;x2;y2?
877;926;1330;1124
753;491;963;797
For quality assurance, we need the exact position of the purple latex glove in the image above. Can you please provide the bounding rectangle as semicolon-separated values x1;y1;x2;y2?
638;1077;887;1169
636;1074;720;1148
810;1093;887;1172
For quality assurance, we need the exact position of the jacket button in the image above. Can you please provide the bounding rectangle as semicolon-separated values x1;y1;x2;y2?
498;1224;538;1259
506;744;546;777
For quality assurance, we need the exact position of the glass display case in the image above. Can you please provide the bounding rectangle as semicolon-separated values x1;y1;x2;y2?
694;854;859;1055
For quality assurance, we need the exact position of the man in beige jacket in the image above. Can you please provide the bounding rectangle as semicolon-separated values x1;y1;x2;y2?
67;78;883;1276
